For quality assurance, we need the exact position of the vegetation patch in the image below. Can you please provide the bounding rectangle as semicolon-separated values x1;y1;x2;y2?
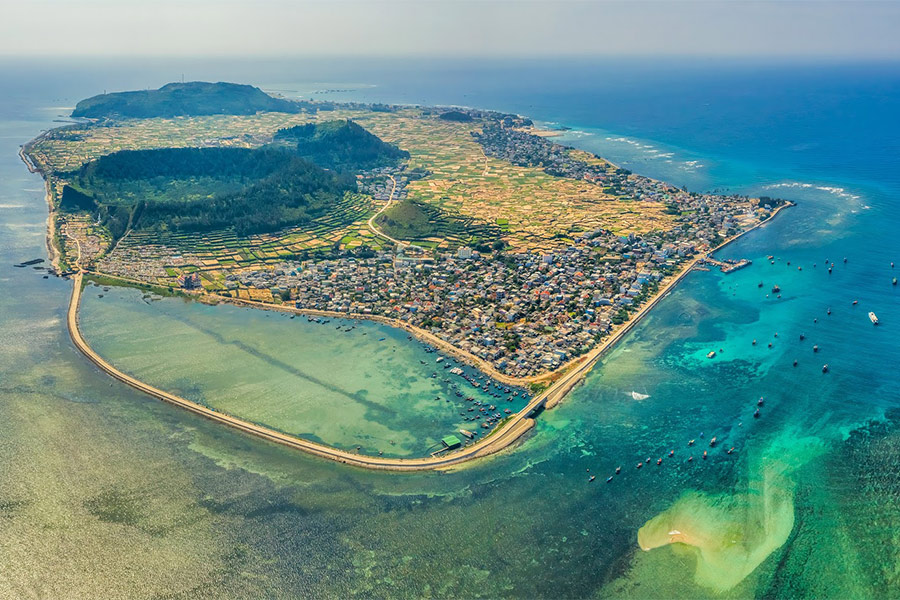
376;199;502;248
273;119;408;171
72;81;305;119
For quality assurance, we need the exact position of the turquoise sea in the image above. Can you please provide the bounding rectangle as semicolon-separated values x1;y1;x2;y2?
1;57;899;598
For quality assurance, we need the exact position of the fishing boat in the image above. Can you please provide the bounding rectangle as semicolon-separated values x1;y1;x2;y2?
813;345;819;353
606;476;613;483
589;475;596;482
702;451;708;459
772;284;781;293
709;436;717;447
615;466;621;474
822;364;829;373
853;300;858;305
459;429;475;439
631;391;650;400
688;439;695;446
707;351;717;359
754;408;760;418
869;311;879;325
657;458;662;466
636;462;643;469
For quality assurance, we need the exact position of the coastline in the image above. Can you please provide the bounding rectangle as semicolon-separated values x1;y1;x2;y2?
217;200;794;392
65;201;792;470
20;143;63;273
25;106;794;469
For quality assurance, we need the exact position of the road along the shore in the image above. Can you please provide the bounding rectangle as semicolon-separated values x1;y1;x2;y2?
68;270;538;471
65;203;791;471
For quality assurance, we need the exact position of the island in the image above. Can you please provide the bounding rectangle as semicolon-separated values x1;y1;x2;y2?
23;81;791;469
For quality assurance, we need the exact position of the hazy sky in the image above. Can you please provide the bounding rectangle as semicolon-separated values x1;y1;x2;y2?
2;0;898;59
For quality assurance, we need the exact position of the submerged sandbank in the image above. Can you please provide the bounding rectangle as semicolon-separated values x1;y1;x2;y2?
637;430;826;591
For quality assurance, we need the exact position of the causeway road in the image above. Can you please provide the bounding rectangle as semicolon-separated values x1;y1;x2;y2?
64;203;792;471
67;270;537;471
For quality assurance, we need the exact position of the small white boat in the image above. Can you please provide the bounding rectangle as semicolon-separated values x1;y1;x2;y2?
631;391;650;401
869;311;879;325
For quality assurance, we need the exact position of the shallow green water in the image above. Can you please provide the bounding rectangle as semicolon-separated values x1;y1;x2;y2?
4;61;900;598
78;283;527;457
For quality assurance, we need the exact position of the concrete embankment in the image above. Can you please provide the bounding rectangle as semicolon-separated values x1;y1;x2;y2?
67;271;538;471
65;204;792;470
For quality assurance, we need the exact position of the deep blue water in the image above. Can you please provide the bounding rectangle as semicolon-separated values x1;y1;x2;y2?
2;57;899;597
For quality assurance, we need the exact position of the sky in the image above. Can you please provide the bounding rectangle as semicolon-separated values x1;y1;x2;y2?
1;0;898;59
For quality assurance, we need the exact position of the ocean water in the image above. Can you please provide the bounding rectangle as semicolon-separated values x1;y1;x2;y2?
1;57;899;598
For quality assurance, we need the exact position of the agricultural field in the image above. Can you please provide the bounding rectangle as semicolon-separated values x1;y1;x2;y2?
28;103;676;288
344;110;675;249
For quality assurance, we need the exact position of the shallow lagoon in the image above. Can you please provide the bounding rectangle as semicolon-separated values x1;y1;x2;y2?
79;285;528;457
5;59;900;598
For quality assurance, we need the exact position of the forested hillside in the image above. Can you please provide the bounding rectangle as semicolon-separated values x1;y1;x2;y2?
274;119;409;170
72;82;304;119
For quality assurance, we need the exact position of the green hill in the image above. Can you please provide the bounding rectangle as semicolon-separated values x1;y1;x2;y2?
72;82;303;119
376;199;503;249
438;110;473;122
65;147;355;237
274;120;409;171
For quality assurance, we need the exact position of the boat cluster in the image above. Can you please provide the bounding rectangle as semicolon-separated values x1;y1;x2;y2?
756;254;887;374
588;430;741;484
423;353;529;437
588;255;893;485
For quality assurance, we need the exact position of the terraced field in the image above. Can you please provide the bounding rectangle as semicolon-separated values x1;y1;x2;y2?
97;192;382;288
346;110;674;250
29;103;675;286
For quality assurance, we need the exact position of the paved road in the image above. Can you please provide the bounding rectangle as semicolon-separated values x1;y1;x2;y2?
64;203;792;470
67;271;539;471
366;175;403;245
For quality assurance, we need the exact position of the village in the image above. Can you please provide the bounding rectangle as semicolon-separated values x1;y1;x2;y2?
226;185;771;379
31;103;783;379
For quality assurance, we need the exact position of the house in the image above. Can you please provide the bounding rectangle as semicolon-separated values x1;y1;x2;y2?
177;272;201;289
